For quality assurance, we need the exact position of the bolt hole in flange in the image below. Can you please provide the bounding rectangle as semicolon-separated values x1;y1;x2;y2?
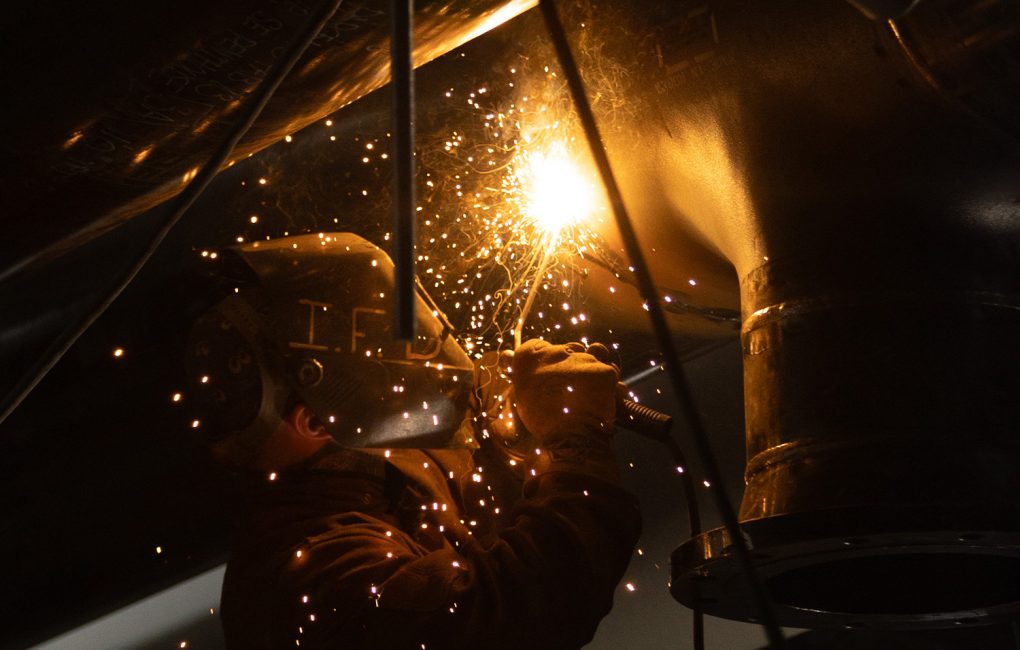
767;553;1020;616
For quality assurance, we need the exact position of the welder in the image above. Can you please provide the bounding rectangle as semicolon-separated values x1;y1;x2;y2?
186;233;641;649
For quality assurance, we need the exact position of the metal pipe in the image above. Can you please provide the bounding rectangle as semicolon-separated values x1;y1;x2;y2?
391;0;416;340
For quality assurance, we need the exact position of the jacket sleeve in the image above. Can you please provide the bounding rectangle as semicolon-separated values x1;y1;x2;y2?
257;459;641;650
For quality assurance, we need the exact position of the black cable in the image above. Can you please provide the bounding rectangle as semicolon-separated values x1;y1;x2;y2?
0;0;345;428
661;435;705;650
649;431;705;650
621;371;703;650
537;1;786;648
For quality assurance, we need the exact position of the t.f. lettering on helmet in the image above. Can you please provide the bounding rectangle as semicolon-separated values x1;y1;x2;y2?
186;233;475;453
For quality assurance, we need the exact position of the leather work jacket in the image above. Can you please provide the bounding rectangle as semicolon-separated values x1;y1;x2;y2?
220;441;641;649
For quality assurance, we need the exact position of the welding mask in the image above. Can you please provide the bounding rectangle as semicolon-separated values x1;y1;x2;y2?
187;233;475;452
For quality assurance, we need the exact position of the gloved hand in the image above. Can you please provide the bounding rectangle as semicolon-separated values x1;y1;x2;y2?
510;339;622;445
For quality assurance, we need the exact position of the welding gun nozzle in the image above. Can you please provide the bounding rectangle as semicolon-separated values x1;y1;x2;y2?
616;398;673;441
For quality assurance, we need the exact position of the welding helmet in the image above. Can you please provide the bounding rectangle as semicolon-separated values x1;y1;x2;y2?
187;233;475;452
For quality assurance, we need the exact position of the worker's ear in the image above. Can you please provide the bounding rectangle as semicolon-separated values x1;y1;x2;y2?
286;403;331;440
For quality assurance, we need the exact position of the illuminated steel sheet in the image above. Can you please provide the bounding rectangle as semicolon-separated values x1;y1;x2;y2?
1;0;535;279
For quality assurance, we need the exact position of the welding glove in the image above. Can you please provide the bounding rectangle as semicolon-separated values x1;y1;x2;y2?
511;339;622;442
474;339;624;480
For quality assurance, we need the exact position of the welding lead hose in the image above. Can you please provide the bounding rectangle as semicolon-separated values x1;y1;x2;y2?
617;379;705;650
0;0;344;428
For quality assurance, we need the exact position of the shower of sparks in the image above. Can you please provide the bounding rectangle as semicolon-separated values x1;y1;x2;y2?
97;12;683;617
209;31;646;362
414;61;611;354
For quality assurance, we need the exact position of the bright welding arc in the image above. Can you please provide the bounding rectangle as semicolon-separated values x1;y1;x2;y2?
511;142;600;348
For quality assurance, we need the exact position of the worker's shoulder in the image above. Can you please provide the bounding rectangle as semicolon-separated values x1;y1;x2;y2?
310;447;475;488
310;446;391;479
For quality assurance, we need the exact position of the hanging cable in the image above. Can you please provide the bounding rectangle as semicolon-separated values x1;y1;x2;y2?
536;1;786;648
622;367;704;650
661;433;705;650
0;0;345;428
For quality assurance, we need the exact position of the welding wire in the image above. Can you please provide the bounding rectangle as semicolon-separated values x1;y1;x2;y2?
391;0;416;341
0;0;344;429
536;2;786;648
513;253;553;349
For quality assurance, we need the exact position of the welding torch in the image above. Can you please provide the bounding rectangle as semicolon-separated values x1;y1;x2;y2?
612;363;675;442
617;397;673;442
